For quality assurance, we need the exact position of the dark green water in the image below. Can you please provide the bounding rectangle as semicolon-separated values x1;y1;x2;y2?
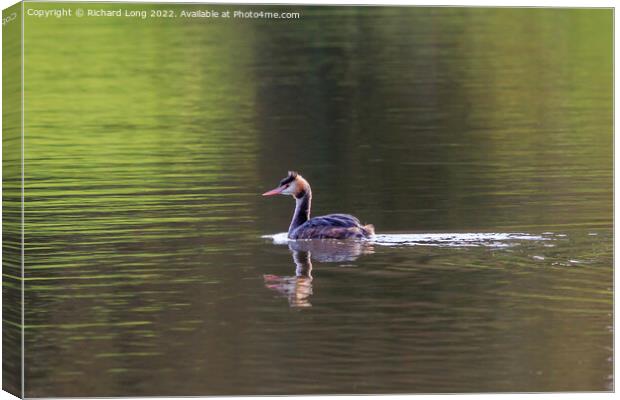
20;4;612;396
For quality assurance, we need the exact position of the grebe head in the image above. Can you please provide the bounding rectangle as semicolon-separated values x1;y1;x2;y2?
262;171;310;198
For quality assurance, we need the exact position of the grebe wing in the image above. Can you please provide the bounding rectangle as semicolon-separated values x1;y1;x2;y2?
289;214;369;240
304;214;362;228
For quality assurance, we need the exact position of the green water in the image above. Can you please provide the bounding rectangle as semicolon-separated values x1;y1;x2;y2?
18;4;612;396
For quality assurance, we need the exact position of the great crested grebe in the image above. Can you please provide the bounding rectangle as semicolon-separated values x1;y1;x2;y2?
262;171;375;240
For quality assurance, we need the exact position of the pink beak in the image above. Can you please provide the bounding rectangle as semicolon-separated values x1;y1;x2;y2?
262;186;285;196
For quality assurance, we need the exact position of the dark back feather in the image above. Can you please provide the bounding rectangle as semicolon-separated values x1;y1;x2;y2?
289;213;372;240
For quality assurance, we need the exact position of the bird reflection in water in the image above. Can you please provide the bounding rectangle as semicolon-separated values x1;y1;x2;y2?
263;240;374;308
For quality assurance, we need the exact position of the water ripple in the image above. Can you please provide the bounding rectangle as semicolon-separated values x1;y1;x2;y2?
264;232;547;248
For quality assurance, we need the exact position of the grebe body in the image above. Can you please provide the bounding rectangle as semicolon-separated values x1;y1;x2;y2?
263;171;375;240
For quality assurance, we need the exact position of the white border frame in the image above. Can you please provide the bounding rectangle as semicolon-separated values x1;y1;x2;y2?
0;1;615;400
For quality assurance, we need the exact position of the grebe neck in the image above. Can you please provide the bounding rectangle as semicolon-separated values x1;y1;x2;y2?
289;188;311;236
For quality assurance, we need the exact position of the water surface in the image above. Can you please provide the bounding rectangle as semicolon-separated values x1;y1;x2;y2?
21;4;612;396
